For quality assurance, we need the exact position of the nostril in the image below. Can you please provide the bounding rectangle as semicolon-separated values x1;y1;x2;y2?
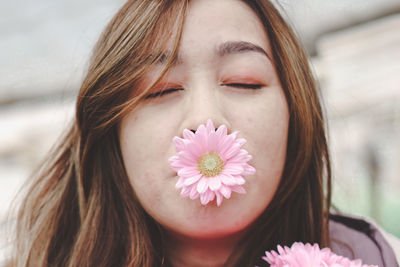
190;128;218;133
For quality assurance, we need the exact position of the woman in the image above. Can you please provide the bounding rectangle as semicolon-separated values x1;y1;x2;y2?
10;0;398;266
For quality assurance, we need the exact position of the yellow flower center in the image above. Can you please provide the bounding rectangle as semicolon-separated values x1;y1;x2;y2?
198;152;224;177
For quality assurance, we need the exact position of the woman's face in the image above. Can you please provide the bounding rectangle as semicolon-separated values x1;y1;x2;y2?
119;0;289;238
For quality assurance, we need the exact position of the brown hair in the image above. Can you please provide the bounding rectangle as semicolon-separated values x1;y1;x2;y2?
226;1;331;266
10;1;331;266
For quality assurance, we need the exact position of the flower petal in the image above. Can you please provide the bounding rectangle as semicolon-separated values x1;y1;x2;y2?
196;124;206;136
231;185;246;194
180;187;190;197
199;126;209;150
178;167;199;178
229;131;239;139
200;192;209;205
219;185;232;199
223;164;244;175
175;156;195;167
206;119;215;133
208;132;219;151
244;154;252;162
173;136;187;152
193;125;209;154
227;149;250;163
218;135;235;155
196;177;208;193
216;124;227;137
183;174;202;186
183;129;195;140
169;156;185;171
242;164;256;175
168;155;179;163
186;141;203;158
220;173;237;186
222;143;241;160
216;191;223;206
207;190;215;203
175;178;185;188
179;151;197;164
235;138;247;147
233;175;246;185
189;185;199;199
209;177;222;191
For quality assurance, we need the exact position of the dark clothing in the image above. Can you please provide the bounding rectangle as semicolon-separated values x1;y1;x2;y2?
330;214;399;267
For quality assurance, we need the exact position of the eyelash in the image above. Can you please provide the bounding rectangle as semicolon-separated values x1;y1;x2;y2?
145;83;263;99
224;83;263;90
145;88;183;99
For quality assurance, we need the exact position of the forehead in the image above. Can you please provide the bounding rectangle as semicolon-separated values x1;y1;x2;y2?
177;0;270;58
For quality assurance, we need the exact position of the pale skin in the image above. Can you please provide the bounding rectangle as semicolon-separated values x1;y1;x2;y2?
119;0;290;266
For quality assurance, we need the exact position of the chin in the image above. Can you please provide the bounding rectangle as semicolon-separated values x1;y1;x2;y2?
174;207;252;237
172;221;249;240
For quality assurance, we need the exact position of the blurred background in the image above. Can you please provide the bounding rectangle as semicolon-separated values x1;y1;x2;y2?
1;0;399;262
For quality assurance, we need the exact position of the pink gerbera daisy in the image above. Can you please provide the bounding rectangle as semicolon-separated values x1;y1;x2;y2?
263;242;378;267
168;119;256;206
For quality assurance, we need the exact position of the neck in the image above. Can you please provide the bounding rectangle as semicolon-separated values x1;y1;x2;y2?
165;231;245;267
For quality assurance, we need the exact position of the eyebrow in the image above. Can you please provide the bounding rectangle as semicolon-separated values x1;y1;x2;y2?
217;41;271;60
152;41;271;65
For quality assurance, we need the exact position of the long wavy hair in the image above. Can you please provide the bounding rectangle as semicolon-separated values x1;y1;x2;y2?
10;1;331;266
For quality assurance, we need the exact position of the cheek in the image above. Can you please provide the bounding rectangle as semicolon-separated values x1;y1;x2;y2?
234;89;289;158
119;109;185;221
242;123;288;219
119;134;171;217
234;90;289;205
119;116;168;199
119;110;172;166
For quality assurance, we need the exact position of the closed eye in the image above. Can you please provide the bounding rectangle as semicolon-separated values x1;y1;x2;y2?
224;83;263;89
145;87;184;99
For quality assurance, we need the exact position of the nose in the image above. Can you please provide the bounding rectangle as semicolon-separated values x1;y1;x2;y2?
180;84;230;134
